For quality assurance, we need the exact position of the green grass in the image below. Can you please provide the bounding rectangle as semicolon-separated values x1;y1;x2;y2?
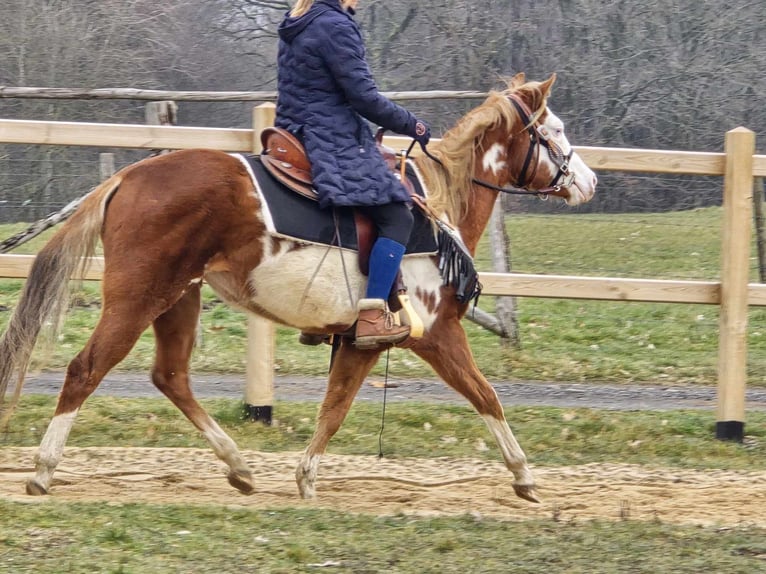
1;502;765;573
1;208;765;385
4;396;765;470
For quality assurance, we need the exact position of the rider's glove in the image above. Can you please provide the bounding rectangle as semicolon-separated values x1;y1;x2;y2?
407;117;431;148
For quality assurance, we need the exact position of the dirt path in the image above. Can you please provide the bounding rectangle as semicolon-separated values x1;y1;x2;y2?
2;447;764;528
9;375;766;527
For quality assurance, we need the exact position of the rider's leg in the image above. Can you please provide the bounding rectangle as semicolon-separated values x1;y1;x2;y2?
355;203;413;348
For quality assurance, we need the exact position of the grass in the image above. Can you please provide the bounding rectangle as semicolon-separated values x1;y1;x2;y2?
1;502;765;573
4;396;766;470
1;208;765;386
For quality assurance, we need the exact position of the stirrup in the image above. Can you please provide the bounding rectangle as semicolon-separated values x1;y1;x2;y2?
354;330;410;350
298;332;332;346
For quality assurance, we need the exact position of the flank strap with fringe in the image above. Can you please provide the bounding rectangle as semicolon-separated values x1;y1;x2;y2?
410;195;482;305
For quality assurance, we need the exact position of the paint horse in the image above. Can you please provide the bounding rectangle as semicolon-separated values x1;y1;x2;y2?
0;73;596;503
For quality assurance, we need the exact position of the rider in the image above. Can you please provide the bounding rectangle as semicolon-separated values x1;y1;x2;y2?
275;0;431;349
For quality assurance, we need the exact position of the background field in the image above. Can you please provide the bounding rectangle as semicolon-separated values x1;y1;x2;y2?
2;208;764;386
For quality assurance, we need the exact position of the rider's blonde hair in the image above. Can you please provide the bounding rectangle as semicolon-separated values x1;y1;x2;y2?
291;0;354;17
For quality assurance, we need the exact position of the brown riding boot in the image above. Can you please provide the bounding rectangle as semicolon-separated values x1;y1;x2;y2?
354;298;410;349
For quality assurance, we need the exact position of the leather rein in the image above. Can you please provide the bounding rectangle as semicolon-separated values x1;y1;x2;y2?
414;94;575;199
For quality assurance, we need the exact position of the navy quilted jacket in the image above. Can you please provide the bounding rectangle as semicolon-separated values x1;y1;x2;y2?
276;0;417;208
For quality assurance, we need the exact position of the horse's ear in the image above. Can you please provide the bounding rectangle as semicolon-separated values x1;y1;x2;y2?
509;72;526;89
539;73;557;98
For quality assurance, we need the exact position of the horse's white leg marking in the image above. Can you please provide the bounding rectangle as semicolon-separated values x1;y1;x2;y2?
28;410;78;493
199;416;254;492
201;418;245;467
295;452;322;499
481;414;535;487
482;143;507;176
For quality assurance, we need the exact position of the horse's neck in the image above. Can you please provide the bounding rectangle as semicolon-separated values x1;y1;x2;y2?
414;148;498;256
456;184;497;254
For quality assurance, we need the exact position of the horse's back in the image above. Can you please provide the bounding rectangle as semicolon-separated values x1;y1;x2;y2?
100;149;265;282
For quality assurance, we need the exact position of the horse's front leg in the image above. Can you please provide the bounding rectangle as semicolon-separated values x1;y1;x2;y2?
296;337;381;499
412;313;539;503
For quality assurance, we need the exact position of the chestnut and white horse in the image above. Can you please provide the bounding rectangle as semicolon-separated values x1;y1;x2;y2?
0;73;596;503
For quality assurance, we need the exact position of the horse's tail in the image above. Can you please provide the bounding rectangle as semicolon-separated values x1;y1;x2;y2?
0;174;123;425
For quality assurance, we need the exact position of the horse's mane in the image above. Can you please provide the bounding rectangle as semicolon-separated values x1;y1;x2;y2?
417;78;550;223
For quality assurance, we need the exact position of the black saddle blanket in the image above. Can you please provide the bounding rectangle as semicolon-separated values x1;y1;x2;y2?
237;154;438;255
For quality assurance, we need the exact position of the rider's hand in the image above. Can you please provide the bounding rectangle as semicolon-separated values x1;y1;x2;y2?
408;118;431;148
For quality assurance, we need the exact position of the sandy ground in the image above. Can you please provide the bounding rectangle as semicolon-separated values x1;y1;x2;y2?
7;374;766;527
1;446;765;528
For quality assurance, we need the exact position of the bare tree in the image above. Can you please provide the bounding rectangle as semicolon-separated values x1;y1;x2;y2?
1;0;764;218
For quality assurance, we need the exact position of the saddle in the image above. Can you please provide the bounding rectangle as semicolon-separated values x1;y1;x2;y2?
260;126;418;275
259;126;424;341
259;128;315;200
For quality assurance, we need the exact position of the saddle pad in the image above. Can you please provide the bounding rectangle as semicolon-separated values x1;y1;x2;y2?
235;153;438;255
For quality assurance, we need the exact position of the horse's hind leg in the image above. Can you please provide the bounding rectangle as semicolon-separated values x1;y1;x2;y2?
150;284;254;494
296;338;381;499
413;317;539;503
27;302;154;495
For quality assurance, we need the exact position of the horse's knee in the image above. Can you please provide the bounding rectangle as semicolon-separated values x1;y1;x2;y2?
151;368;168;390
151;368;188;397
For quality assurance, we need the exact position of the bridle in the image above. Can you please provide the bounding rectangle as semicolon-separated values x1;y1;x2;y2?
416;94;576;199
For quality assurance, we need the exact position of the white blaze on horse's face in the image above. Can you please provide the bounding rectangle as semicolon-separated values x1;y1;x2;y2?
539;109;597;206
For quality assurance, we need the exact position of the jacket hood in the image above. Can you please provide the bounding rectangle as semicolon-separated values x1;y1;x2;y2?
278;1;349;44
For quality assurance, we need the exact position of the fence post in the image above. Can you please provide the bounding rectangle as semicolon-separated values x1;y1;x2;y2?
489;195;520;346
244;103;277;424
145;101;178;126
716;126;755;441
754;177;765;283
99;153;115;181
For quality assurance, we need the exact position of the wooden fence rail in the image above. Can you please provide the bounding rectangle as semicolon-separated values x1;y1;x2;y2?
0;87;487;102
0;109;762;441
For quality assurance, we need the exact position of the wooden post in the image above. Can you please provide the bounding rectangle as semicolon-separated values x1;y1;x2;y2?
99;153;115;181
489;195;520;346
716;127;755;441
753;177;765;283
145;101;178;126
244;103;277;424
145;101;178;156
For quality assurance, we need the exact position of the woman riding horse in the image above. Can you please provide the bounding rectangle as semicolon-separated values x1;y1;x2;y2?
276;0;431;348
0;69;598;503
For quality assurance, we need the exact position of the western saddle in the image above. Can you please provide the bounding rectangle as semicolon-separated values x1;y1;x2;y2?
259;126;424;342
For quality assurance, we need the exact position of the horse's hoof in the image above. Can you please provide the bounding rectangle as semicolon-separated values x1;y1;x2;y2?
298;484;316;500
227;470;255;494
25;479;49;496
513;484;540;503
295;474;316;499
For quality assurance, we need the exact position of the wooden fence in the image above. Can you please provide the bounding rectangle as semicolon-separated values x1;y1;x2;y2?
1;104;765;441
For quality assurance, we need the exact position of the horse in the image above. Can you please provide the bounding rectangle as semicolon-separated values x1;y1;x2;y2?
0;73;596;504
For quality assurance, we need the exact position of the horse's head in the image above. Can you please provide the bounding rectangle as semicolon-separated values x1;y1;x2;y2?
486;73;597;206
416;75;598;232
